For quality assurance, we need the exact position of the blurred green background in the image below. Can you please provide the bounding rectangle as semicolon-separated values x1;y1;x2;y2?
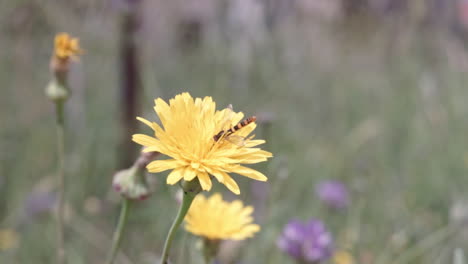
2;0;468;263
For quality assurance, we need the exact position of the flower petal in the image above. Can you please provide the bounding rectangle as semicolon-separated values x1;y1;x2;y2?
167;167;185;185
217;171;240;195
141;146;160;153
197;171;212;191
132;134;159;147
231;224;260;240
245;139;266;147
147;159;182;173
154;98;171;127
230;149;273;163
183;167;198;181
136;117;154;130
230;166;268;181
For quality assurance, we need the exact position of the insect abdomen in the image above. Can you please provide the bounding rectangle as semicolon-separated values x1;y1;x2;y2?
213;116;256;142
229;116;256;133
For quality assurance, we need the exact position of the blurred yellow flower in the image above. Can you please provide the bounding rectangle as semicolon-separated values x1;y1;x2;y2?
185;193;260;240
53;33;83;61
133;93;272;194
0;229;19;251
333;250;354;264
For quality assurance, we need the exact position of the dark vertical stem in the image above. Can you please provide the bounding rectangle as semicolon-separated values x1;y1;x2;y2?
55;101;66;264
119;1;142;167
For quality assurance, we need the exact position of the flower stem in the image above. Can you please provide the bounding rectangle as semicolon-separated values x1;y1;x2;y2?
203;246;214;264
106;198;131;264
160;190;197;264
202;239;220;264
203;255;212;264
55;101;66;264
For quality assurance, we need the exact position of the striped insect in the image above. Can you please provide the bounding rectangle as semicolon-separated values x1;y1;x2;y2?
213;106;256;146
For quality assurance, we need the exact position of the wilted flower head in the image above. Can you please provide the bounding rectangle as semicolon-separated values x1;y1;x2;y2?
185;193;260;240
277;219;333;263
315;180;349;209
47;33;83;103
49;33;83;79
133;93;272;194
53;33;83;61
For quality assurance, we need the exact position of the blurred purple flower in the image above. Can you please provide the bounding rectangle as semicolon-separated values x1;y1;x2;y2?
315;180;349;209
24;191;56;218
277;219;333;263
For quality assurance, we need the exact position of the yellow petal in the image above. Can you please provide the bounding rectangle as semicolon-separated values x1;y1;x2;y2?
147;159;182;173
141;146;160;153
220;171;240;195
183;167;198;181
231;224;260;240
238;206;254;219
154;98;171;126
197;171;212;191
132;134;160;147
167;167;185;185
245;139;266;147
136;117;154;130
230;166;268;181
231;149;273;163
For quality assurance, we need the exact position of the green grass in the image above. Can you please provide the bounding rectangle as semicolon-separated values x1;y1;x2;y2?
2;2;468;263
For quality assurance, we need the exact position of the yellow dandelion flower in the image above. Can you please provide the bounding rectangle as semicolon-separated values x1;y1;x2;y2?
0;229;19;251
132;92;272;194
185;193;260;240
333;250;354;264
53;33;83;61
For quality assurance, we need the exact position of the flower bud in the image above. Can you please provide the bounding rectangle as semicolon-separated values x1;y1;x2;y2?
50;33;83;77
113;165;151;200
45;79;70;103
112;150;159;200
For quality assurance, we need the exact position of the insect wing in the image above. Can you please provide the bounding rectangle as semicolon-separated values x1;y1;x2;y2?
219;105;235;131
224;134;246;147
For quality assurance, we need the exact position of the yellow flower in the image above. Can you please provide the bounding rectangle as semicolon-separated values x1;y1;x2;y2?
0;229;19;251
132;93;272;194
185;193;260;240
53;33;83;60
333;250;354;264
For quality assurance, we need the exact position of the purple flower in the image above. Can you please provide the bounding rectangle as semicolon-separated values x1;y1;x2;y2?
277;219;333;263
315;180;349;209
25;191;56;217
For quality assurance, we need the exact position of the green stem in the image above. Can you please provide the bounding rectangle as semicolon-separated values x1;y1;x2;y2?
202;238;220;264
202;240;212;264
106;199;131;264
55;101;66;264
203;255;212;264
160;191;197;264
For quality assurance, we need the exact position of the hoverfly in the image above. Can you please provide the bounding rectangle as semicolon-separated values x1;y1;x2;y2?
213;105;256;146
